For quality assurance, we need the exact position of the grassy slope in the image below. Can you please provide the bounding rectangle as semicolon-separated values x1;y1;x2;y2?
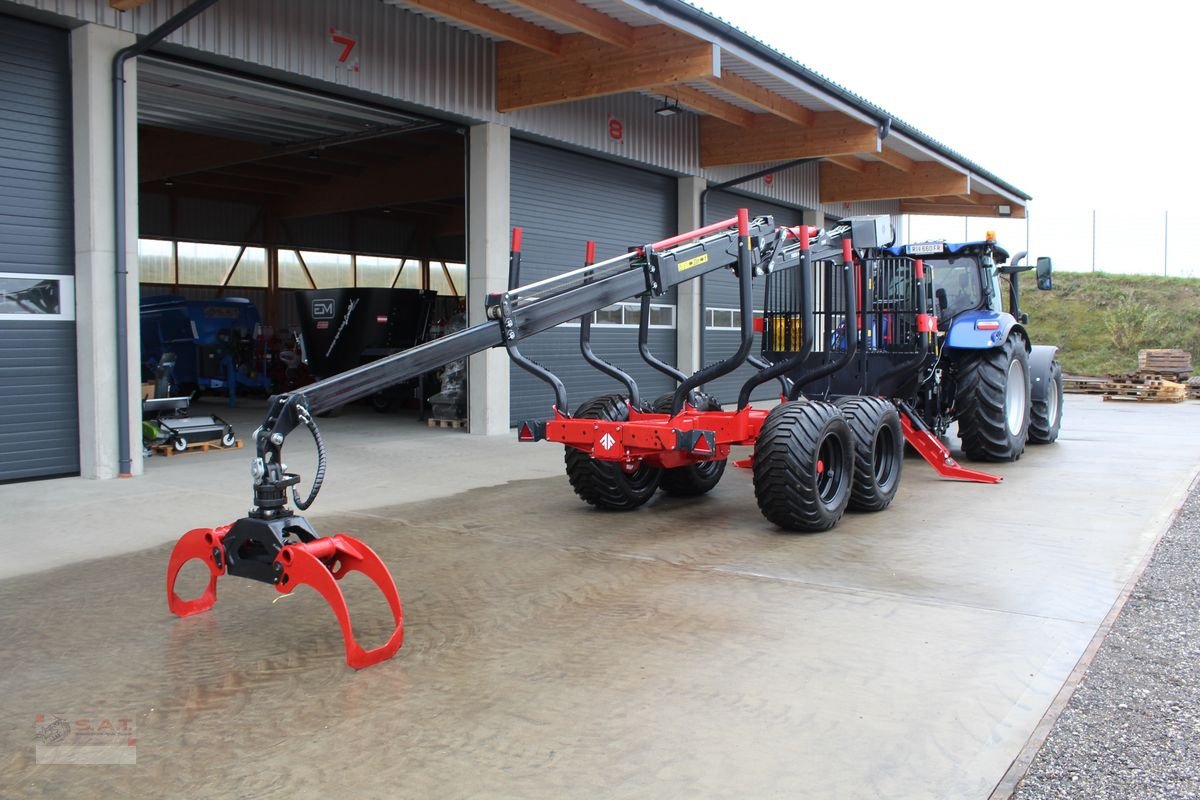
1013;272;1200;376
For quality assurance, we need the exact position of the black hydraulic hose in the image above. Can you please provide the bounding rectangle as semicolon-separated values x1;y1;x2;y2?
292;408;327;511
788;255;858;400
113;0;219;476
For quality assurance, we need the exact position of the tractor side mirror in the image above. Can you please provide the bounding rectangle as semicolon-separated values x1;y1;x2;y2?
1036;257;1053;290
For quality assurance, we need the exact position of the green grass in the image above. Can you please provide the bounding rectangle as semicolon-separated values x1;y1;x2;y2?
1011;272;1200;376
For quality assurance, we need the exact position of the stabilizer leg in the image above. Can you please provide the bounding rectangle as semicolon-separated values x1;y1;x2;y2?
898;407;1002;484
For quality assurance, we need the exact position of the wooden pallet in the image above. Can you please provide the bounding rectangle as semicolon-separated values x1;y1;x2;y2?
152;438;243;457
1064;376;1107;395
427;417;466;429
1100;375;1186;403
1138;348;1192;375
1103;394;1186;403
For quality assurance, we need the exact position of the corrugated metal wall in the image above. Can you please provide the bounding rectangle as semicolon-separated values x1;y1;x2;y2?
0;13;78;481
701;190;800;406
509;139;676;424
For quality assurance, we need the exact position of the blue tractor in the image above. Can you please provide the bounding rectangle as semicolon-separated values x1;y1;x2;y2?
769;221;1061;492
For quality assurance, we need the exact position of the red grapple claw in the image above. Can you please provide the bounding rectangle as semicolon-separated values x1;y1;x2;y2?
167;525;230;617
274;534;404;670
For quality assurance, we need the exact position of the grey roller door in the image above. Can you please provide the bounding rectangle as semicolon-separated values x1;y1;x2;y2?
509;140;676;424
0;15;78;481
701;191;801;406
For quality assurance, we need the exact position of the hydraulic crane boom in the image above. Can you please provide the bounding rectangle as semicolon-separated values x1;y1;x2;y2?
166;211;790;668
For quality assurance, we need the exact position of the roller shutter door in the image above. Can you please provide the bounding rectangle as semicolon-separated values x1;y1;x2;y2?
510;141;676;424
701;191;801;406
0;15;77;481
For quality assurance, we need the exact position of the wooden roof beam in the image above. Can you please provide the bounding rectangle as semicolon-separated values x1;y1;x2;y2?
497;27;718;111
649;84;755;127
404;0;562;55
110;0;149;9
820;161;969;203
702;69;815;127
503;0;637;48
700;114;879;167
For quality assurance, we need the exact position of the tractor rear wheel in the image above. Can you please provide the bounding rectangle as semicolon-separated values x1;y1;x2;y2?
564;394;661;510
1029;359;1063;444
954;333;1031;461
834;396;903;512
652;392;727;497
752;400;853;532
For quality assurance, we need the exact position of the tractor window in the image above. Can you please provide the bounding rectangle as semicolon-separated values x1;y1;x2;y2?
928;257;983;320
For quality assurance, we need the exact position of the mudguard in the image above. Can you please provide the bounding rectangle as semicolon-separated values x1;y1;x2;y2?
1029;344;1060;404
944;310;1025;350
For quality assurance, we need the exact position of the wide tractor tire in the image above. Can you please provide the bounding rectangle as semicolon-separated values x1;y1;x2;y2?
833;396;903;512
652;392;727;497
954;334;1032;462
1029;359;1063;444
752;400;854;532
564;394;661;510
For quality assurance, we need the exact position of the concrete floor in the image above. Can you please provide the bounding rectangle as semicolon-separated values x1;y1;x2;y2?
0;395;1197;798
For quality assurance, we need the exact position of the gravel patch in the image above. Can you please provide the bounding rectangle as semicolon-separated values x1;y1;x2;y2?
1012;484;1200;800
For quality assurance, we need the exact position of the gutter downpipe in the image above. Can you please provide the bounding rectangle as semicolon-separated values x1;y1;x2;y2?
113;0;219;476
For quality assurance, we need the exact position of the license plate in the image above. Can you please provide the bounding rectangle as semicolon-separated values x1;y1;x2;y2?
907;242;944;255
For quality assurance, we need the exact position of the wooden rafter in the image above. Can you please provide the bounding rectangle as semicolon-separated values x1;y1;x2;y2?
504;0;636;48
702;69;814;126
404;0;562;55
819;161;969;203
873;147;915;173
497;27;718;111
110;0;149;9
700;114;878;167
825;155;866;173
650;84;754;127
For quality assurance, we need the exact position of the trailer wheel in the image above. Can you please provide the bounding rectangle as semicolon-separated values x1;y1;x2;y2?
753;400;853;532
954;334;1031;462
834;396;903;512
1029;359;1063;444
221;431;237;448
652;392;727;497
173;437;188;452
564;394;661;510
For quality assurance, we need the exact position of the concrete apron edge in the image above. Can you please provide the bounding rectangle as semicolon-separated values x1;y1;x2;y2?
987;463;1200;800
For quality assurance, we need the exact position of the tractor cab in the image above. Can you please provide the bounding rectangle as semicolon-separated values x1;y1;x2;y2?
883;234;1010;325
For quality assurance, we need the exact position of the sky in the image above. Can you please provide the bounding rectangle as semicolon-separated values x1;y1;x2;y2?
687;0;1200;276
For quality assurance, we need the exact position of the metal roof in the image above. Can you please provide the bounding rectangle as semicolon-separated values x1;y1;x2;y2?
387;0;1028;203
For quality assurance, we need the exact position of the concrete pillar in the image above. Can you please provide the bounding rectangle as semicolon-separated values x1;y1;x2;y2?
466;123;511;435
802;209;826;229
71;24;140;479
675;176;705;376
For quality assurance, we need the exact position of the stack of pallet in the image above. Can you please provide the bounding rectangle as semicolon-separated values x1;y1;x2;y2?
1101;349;1192;403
